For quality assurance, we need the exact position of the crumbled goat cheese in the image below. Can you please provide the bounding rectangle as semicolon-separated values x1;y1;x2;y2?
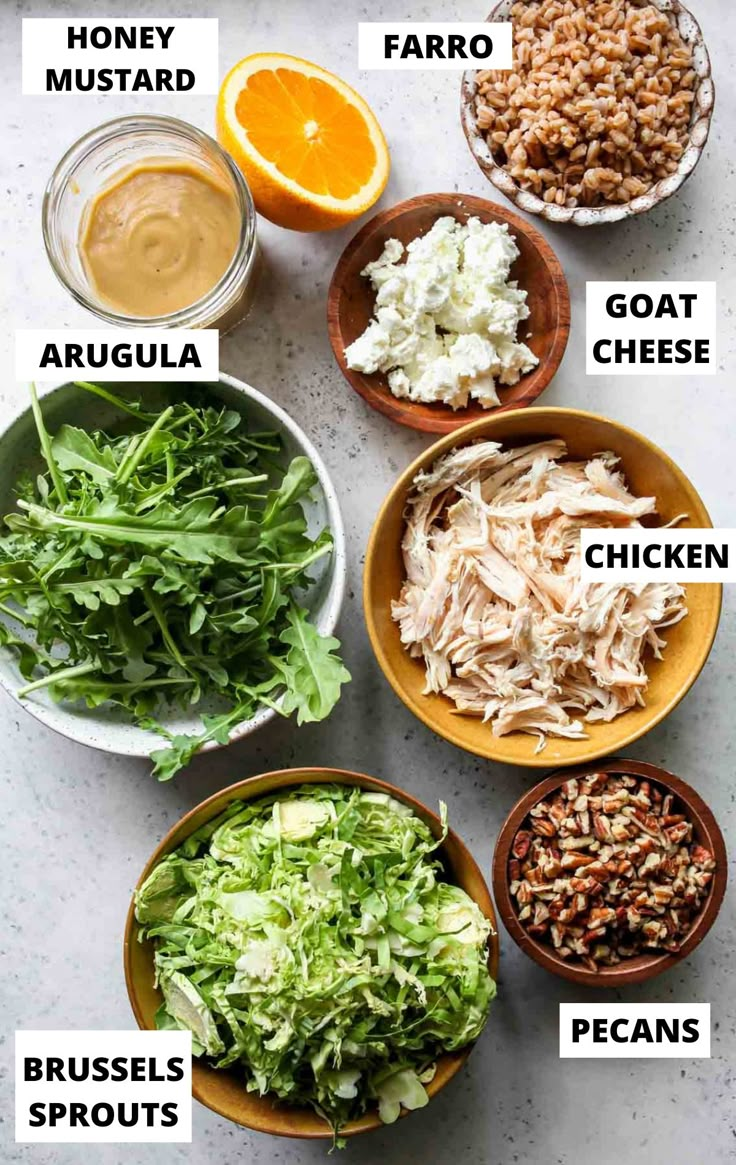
344;216;538;410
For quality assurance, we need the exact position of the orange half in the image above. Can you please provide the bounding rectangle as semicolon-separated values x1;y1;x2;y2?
217;53;390;231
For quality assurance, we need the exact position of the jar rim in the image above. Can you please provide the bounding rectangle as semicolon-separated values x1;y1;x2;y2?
42;113;257;328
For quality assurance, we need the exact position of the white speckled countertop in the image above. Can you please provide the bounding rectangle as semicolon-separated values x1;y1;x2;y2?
1;1;735;1162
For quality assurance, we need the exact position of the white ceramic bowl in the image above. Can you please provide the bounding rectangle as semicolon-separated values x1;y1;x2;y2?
461;0;715;226
0;375;346;757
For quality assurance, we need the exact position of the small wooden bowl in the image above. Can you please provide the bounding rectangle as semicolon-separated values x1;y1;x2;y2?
124;767;498;1140
363;407;721;768
327;193;570;433
492;758;727;987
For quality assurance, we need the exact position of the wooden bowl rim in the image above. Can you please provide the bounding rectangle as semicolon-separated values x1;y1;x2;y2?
326;192;570;433
123;766;499;1139
491;757;728;986
363;406;722;766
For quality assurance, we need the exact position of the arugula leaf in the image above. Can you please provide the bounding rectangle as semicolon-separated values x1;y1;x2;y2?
51;425;117;484
45;575;138;612
0;619;45;680
29;382;67;504
262;456;317;525
147;677;283;781
9;496;254;564
276;605;351;724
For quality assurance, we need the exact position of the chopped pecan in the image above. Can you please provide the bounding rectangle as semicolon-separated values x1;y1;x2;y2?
593;812;613;842
611;820;632;842
516;880;533;906
543;857;563;879
533;901;550;926
691;845;715;869
531;818;558;838
550;923;566;948
560;851;595;871
512;830;532;859
666;822;691;845
587;905;617;927
559;835;594;850
602;792;629;813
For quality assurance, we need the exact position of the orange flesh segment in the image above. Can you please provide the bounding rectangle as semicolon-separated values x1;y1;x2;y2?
234;67;378;199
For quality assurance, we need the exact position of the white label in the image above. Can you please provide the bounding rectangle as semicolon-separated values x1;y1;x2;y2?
586;281;716;374
358;22;512;69
22;18;218;95
15;1031;192;1143
560;1004;710;1058
15;329;219;383
580;528;733;583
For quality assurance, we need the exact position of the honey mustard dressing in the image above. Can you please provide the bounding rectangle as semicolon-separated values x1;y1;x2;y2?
78;159;242;317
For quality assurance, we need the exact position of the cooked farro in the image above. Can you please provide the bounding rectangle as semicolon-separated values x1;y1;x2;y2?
475;0;696;207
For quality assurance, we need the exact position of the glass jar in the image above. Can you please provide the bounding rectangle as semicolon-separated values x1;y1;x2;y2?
42;114;259;333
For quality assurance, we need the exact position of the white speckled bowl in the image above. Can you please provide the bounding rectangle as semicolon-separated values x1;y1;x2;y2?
0;375;346;758
461;0;715;226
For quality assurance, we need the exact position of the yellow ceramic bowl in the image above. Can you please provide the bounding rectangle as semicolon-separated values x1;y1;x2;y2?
124;767;498;1140
364;408;721;768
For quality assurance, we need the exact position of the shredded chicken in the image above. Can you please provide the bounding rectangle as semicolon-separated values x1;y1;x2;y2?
392;439;687;749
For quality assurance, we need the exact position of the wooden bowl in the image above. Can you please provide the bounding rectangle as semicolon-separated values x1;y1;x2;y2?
492;758;727;986
461;0;715;227
124;767;499;1140
326;193;570;433
363;407;722;767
